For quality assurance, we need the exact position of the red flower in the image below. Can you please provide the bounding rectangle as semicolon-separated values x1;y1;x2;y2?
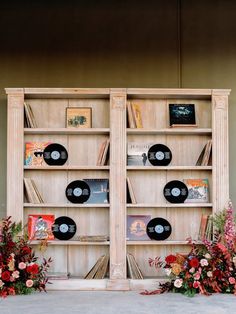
7;287;15;296
189;258;199;268
1;271;11;282
26;264;39;274
7;241;15;248
165;255;177;264
21;246;31;255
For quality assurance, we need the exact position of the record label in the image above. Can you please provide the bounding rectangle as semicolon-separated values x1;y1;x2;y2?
43;143;68;166
52;216;77;240
163;180;188;203
65;180;90;203
146;218;172;240
147;144;172;166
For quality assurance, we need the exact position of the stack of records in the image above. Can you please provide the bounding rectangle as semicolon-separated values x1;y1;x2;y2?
84;254;109;279
24;102;37;128
127;253;143;279
24;178;44;203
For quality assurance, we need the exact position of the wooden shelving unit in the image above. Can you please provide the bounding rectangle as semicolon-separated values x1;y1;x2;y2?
6;87;230;291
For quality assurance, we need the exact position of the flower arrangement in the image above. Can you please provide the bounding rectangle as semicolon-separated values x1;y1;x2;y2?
142;201;236;297
0;217;52;298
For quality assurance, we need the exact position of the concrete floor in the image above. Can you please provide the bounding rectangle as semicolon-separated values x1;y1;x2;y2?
0;291;236;314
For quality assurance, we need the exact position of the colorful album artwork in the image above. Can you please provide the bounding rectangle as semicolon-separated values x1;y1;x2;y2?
28;214;55;240
127;215;151;240
24;142;51;166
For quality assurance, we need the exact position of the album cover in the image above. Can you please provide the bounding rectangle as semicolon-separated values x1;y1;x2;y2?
127;215;151;240
184;178;209;203
66;107;92;128
28;214;55;240
24;142;51;166
169;104;196;126
83;179;109;204
127;142;153;166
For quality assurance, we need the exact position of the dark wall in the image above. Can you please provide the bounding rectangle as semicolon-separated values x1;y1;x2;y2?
0;0;236;216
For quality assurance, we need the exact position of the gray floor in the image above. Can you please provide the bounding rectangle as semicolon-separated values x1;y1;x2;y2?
1;291;236;314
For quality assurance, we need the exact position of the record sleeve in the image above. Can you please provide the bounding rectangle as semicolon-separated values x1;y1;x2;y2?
25;142;51;166
184;178;209;203
83;179;109;204
127;215;151;240
28;214;55;240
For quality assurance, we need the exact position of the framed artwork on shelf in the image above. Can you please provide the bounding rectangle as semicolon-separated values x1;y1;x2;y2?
66;107;92;128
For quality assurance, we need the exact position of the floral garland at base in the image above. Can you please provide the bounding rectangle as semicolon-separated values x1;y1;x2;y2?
0;217;52;298
141;201;236;297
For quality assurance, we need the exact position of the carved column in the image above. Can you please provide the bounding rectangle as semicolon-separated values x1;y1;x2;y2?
212;90;230;212
108;89;128;289
6;89;24;223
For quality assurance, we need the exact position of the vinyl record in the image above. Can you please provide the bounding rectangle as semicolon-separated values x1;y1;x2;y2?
52;216;77;240
146;217;172;240
43;143;68;166
65;180;90;203
163;180;188;203
147;144;172;166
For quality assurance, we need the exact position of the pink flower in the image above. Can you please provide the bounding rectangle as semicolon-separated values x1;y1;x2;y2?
194;272;201;280
229;277;236;284
0;280;4;288
224;200;235;250
174;278;183;288
189;267;195;274
12;270;20;279
26;279;34;288
18;262;26;270
10;276;15;282
207;271;213;277
200;259;208;267
193;281;200;289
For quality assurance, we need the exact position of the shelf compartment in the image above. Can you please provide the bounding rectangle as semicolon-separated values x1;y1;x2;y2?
127;128;212;135
127;166;212;171
24;128;110;135
24;203;110;208
127;203;212;208
31;240;110;246
24;166;109;170
127;240;202;245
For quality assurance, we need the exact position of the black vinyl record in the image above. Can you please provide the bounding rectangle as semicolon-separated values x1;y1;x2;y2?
43;143;68;166
163;180;188;203
146;217;172;240
65;180;90;203
52;216;77;240
147;144;172;166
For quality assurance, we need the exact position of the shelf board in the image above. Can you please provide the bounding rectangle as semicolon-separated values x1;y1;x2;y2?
24;203;110;208
127;128;212;135
127;240;203;245
24;165;109;170
127;166;212;171
127;203;212;208
30;240;110;246
24;128;110;135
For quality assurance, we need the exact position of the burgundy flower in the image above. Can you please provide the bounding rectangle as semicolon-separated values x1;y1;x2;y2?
21;246;31;255
189;258;199;268
165;255;177;264
26;264;39;275
1;271;11;282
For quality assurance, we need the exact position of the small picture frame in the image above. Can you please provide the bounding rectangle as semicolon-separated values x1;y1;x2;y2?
169;104;197;127
66;107;92;128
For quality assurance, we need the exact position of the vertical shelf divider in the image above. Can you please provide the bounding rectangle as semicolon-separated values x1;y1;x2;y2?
108;89;129;290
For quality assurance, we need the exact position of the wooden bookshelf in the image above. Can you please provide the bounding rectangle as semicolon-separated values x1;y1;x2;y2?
6;87;230;291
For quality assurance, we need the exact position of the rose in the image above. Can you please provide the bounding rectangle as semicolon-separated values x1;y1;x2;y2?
205;253;211;259
207;271;213;277
165;255;177;264
7;287;15;295
18;262;26;270
0;280;4;288
21;246;31;255
171;263;182;276
229;277;236;284
189;257;199;268
194;272;200;280
200;259;208;267
189;267;195;274
1;271;11;282
193;281;200;289
26;264;39;274
164;268;172;276
26;279;34;288
174;278;183;288
12;270;20;279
